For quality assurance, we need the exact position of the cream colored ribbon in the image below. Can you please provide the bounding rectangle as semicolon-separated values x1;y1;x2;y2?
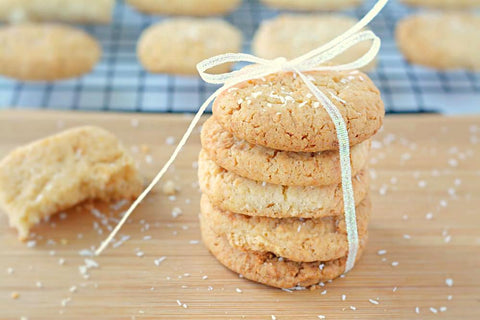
96;0;388;273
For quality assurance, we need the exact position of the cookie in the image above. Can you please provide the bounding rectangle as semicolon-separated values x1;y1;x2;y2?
0;0;113;24
201;116;370;187
253;14;376;71
261;0;361;11
201;194;370;262
401;0;480;9
137;18;242;75
127;0;241;16
0;126;143;240
396;13;480;71
198;150;369;218
200;215;367;288
0;23;101;81
213;70;384;152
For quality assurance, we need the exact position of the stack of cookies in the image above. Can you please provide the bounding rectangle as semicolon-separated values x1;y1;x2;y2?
198;69;384;288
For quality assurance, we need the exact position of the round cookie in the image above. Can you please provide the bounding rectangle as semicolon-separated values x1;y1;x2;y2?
200;216;368;288
252;14;376;71
198;150;369;218
201;194;370;262
261;0;361;11
137;18;242;75
396;13;480;71
0;23;100;81
201;116;371;186
0;0;114;24
212;70;384;152
127;0;241;16
401;0;480;9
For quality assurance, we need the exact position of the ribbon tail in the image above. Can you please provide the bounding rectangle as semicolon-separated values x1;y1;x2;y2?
95;87;223;256
295;71;359;273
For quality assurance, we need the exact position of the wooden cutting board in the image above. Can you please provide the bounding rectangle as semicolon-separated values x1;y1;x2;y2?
0;110;479;320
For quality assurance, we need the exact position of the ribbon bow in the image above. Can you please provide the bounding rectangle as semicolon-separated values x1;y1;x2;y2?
96;0;388;273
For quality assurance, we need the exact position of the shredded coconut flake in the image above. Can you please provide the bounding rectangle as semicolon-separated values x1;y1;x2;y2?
445;278;453;287
154;256;166;266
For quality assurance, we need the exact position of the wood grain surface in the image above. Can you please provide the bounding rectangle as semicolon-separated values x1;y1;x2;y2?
0;110;479;319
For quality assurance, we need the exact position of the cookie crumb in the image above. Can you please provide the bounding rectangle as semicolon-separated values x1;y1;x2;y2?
11;291;20;299
171;207;182;218
162;180;178;195
140;144;150;154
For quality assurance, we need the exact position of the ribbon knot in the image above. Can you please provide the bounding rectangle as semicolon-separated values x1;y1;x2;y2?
270;56;290;71
95;0;389;276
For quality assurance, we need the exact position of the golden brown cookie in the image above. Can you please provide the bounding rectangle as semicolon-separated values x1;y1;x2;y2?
261;0;361;11
396;13;480;71
0;23;101;81
213;70;384;152
127;0;241;16
201;194;370;262
252;14;376;71
0;126;143;240
200;215;367;288
0;0;114;24
201;116;370;186
198;150;369;218
401;0;480;9
137;18;243;75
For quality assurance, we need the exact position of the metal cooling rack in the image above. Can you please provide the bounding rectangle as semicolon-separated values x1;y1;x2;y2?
0;0;479;114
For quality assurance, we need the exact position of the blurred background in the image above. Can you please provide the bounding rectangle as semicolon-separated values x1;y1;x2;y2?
0;0;479;114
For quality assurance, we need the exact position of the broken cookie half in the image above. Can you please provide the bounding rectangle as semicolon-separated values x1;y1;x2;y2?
0;126;143;240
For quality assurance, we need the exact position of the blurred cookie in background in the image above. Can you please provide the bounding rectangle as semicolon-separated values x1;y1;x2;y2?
260;0;361;11
0;23;101;81
253;14;376;71
0;0;114;24
127;0;241;16
137;18;242;75
396;13;480;71
400;0;480;9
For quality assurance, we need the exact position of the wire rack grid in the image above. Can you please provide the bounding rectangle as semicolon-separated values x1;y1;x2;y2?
0;0;479;114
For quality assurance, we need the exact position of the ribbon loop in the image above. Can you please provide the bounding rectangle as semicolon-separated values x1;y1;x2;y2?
294;31;380;71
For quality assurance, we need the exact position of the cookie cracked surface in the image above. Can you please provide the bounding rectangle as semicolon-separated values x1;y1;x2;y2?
213;70;384;152
0;126;143;239
201;194;370;262
200;214;368;288
198;150;369;218
201;116;371;186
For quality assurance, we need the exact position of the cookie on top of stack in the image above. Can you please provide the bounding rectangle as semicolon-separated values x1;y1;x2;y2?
198;69;384;289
